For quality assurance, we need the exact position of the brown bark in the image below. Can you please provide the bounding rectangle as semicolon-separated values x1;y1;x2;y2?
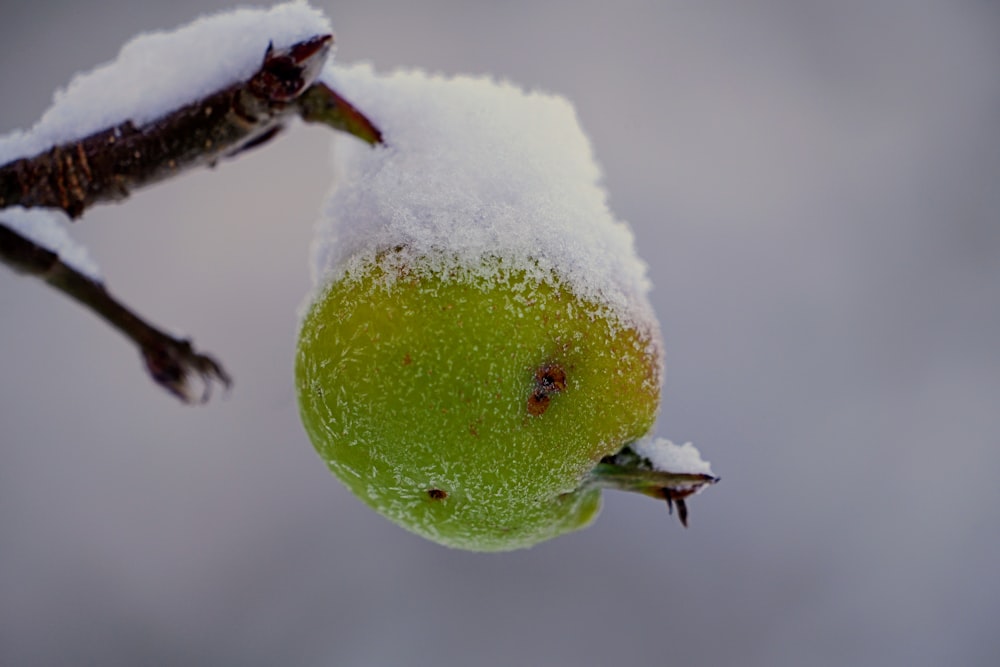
0;35;345;219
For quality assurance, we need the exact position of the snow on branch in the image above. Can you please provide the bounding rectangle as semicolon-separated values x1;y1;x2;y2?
0;34;378;218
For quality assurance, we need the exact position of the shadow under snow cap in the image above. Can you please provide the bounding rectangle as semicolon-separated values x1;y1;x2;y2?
311;63;656;332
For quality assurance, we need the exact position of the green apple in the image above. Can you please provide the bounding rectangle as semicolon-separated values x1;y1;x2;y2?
296;249;664;550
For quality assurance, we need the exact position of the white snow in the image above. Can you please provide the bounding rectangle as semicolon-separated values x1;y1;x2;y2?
310;63;656;331
1;208;101;280
0;1;332;165
631;438;714;476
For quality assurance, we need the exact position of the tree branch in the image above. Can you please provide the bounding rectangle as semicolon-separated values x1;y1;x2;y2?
0;34;382;402
0;35;347;219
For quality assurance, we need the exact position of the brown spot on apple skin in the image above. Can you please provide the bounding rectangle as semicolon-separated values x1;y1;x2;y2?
427;489;448;500
402;353;412;366
526;393;551;416
527;363;567;416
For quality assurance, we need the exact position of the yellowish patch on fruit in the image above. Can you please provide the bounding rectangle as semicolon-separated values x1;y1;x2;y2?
296;251;661;550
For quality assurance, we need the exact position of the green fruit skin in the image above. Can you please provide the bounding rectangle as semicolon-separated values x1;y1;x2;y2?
296;253;661;551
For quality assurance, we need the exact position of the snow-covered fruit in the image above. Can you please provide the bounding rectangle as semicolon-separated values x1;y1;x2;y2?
295;65;718;550
296;250;662;550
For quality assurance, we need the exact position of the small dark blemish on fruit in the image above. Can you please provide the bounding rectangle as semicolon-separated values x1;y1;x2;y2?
402;353;412;366
427;489;448;500
538;364;567;392
527;363;567;416
527;393;551;416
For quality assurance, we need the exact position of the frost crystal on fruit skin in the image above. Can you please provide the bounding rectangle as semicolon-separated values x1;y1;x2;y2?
310;64;657;339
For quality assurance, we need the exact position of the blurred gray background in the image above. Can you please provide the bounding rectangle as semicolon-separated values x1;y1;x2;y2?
2;1;998;665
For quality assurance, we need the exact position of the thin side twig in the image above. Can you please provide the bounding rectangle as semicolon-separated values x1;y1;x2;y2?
298;82;383;144
0;222;230;403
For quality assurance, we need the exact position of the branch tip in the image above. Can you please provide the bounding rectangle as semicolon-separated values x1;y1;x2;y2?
299;82;384;145
141;337;232;405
